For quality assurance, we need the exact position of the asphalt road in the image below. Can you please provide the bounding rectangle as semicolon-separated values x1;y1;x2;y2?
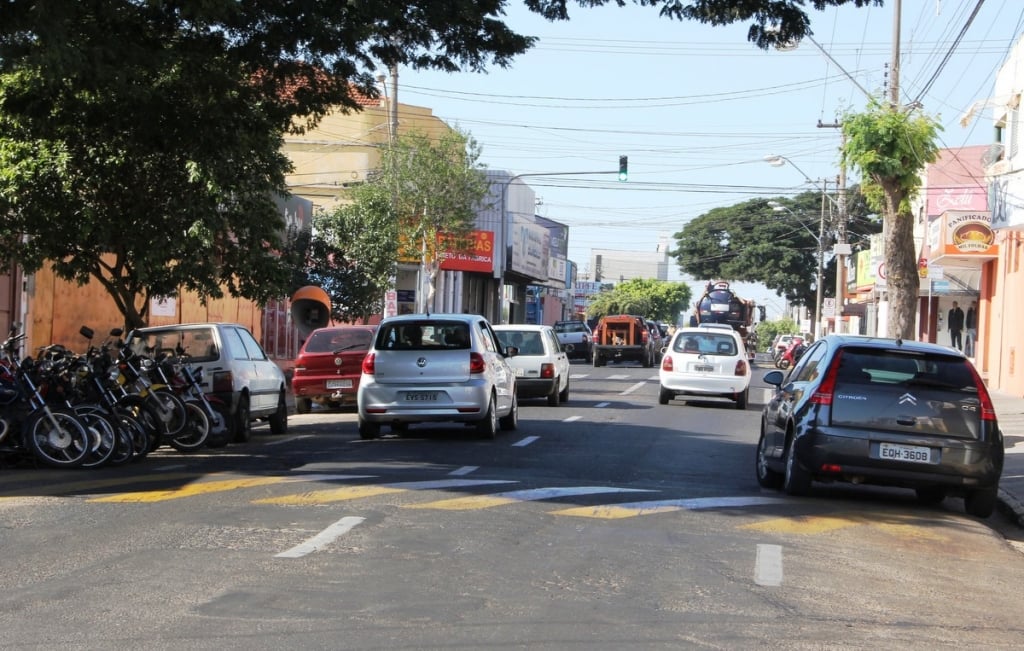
3;360;1024;649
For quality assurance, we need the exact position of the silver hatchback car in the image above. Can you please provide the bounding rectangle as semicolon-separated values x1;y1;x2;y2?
357;314;518;439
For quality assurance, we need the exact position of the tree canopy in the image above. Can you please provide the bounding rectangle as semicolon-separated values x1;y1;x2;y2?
0;0;887;330
671;188;879;319
586;278;691;324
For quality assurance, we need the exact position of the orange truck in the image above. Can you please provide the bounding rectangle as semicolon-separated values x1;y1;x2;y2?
591;314;655;368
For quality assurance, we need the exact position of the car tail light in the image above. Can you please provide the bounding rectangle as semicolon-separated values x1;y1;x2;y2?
540;363;554;379
966;362;997;422
661;356;673;371
734;359;748;376
821;463;842;473
470;352;486;374
212;370;233;394
361;353;375;375
810;350;844;406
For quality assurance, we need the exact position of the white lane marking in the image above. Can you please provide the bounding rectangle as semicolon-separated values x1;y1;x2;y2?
608;374;630;380
620;381;646;395
649;375;660;381
590;496;790;513
384;478;516;490
1006;443;1024;455
283;474;376;483
275;516;365;558
264;435;313;446
563;416;582;422
512;436;540;447
449;466;478;476
570;373;590;379
755;544;784;586
595;402;611;408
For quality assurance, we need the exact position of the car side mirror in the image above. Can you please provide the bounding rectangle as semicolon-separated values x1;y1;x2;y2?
763;370;785;387
506;345;518;357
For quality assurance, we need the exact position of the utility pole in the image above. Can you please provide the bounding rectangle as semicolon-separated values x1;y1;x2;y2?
819;121;849;334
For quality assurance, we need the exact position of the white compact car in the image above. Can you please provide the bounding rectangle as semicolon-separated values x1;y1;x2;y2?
493;324;571;406
357;313;518;439
658;325;751;409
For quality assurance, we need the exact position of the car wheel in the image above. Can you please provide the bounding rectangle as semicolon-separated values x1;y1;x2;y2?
658;386;672;405
358;418;381;440
593;355;602;368
559;377;569;403
964;486;998;517
268;391;288;435
476;396;497;439
783;436;811;496
915;486;947;505
547;381;561;406
499;393;519;431
755;429;784;489
295;397;312;414
735;387;749;410
232;395;252;443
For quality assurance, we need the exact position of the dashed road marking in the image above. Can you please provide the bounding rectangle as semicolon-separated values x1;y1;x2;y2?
275;516;365;558
449;466;478;476
755;544;783;586
595;402;611;408
620;381;647;395
512;436;540;447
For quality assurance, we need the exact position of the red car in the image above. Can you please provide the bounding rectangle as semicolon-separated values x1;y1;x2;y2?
291;325;377;413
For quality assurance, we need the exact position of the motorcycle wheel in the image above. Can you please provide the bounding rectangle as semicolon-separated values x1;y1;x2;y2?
169;400;211;452
24;408;90;468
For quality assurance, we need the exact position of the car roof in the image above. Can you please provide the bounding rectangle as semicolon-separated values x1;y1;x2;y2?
824;334;965;356
378;313;483;324
673;327;741;338
493;324;552;331
133;322;244;332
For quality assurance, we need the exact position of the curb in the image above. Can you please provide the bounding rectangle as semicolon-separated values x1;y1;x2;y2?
998;488;1024;527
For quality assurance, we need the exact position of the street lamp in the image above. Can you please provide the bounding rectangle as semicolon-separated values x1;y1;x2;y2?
768;200;825;339
765;154;837;337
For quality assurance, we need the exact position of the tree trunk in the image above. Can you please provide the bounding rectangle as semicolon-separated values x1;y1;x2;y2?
884;205;919;340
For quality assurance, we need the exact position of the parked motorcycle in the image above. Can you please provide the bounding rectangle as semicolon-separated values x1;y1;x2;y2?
775;339;807;370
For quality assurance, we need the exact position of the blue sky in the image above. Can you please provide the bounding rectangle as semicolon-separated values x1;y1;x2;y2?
395;1;1023;316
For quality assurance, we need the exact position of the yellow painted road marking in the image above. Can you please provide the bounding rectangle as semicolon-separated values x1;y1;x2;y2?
553;504;684;519
256;485;405;505
406;486;651;511
552;496;789;519
90;476;289;503
741;512;951;541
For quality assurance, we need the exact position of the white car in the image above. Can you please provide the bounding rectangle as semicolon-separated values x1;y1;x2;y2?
493;324;571;406
357;314;518;439
658;326;751;409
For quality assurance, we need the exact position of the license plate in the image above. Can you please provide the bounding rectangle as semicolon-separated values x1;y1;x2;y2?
326;379;352;389
878;442;934;464
514;368;525;377
405;391;438;402
710;304;729;312
694;364;714;373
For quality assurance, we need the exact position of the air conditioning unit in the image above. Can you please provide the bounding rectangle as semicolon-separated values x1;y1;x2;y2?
981;143;1005;166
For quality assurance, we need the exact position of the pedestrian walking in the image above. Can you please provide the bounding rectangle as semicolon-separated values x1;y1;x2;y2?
965;300;978;357
948;301;965;351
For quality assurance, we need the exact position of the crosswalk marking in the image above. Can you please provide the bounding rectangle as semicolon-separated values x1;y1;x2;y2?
254;478;515;505
552;496;789;519
0;472;202;500
741;512;951;540
88;473;373;503
405;486;651;511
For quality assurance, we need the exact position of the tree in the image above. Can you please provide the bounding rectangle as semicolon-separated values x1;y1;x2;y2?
0;0;882;330
296;128;488;321
842;100;941;338
671;189;880;326
586;278;690;323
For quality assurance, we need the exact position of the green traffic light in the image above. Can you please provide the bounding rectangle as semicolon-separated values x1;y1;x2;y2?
618;155;628;182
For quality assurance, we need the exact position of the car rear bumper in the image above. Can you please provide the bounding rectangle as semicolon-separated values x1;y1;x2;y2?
795;430;1003;490
659;374;749;396
292;377;359;403
357;380;492;423
515;377;558;398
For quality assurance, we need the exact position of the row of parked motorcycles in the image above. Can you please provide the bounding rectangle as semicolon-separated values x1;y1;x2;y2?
0;323;228;469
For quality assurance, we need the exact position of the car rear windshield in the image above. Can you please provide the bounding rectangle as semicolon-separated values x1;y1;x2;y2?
835;348;976;391
554;322;587;333
494;330;545;356
376;321;471;350
674;333;737;356
305;328;374;353
130;327;219;362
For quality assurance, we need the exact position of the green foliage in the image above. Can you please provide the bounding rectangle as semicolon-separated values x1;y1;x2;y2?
585;278;690;323
841;100;941;338
672;190;880;310
755;318;799;351
298;128;488;321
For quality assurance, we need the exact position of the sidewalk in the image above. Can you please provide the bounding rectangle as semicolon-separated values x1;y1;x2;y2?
993;391;1024;525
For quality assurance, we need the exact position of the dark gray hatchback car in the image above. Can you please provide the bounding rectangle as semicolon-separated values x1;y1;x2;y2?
756;335;1003;517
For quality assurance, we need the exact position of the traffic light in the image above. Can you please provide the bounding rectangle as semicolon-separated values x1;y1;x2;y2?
618;155;628;182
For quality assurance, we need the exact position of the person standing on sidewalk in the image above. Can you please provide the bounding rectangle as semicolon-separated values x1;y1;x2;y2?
948;301;965;351
965;300;978;357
